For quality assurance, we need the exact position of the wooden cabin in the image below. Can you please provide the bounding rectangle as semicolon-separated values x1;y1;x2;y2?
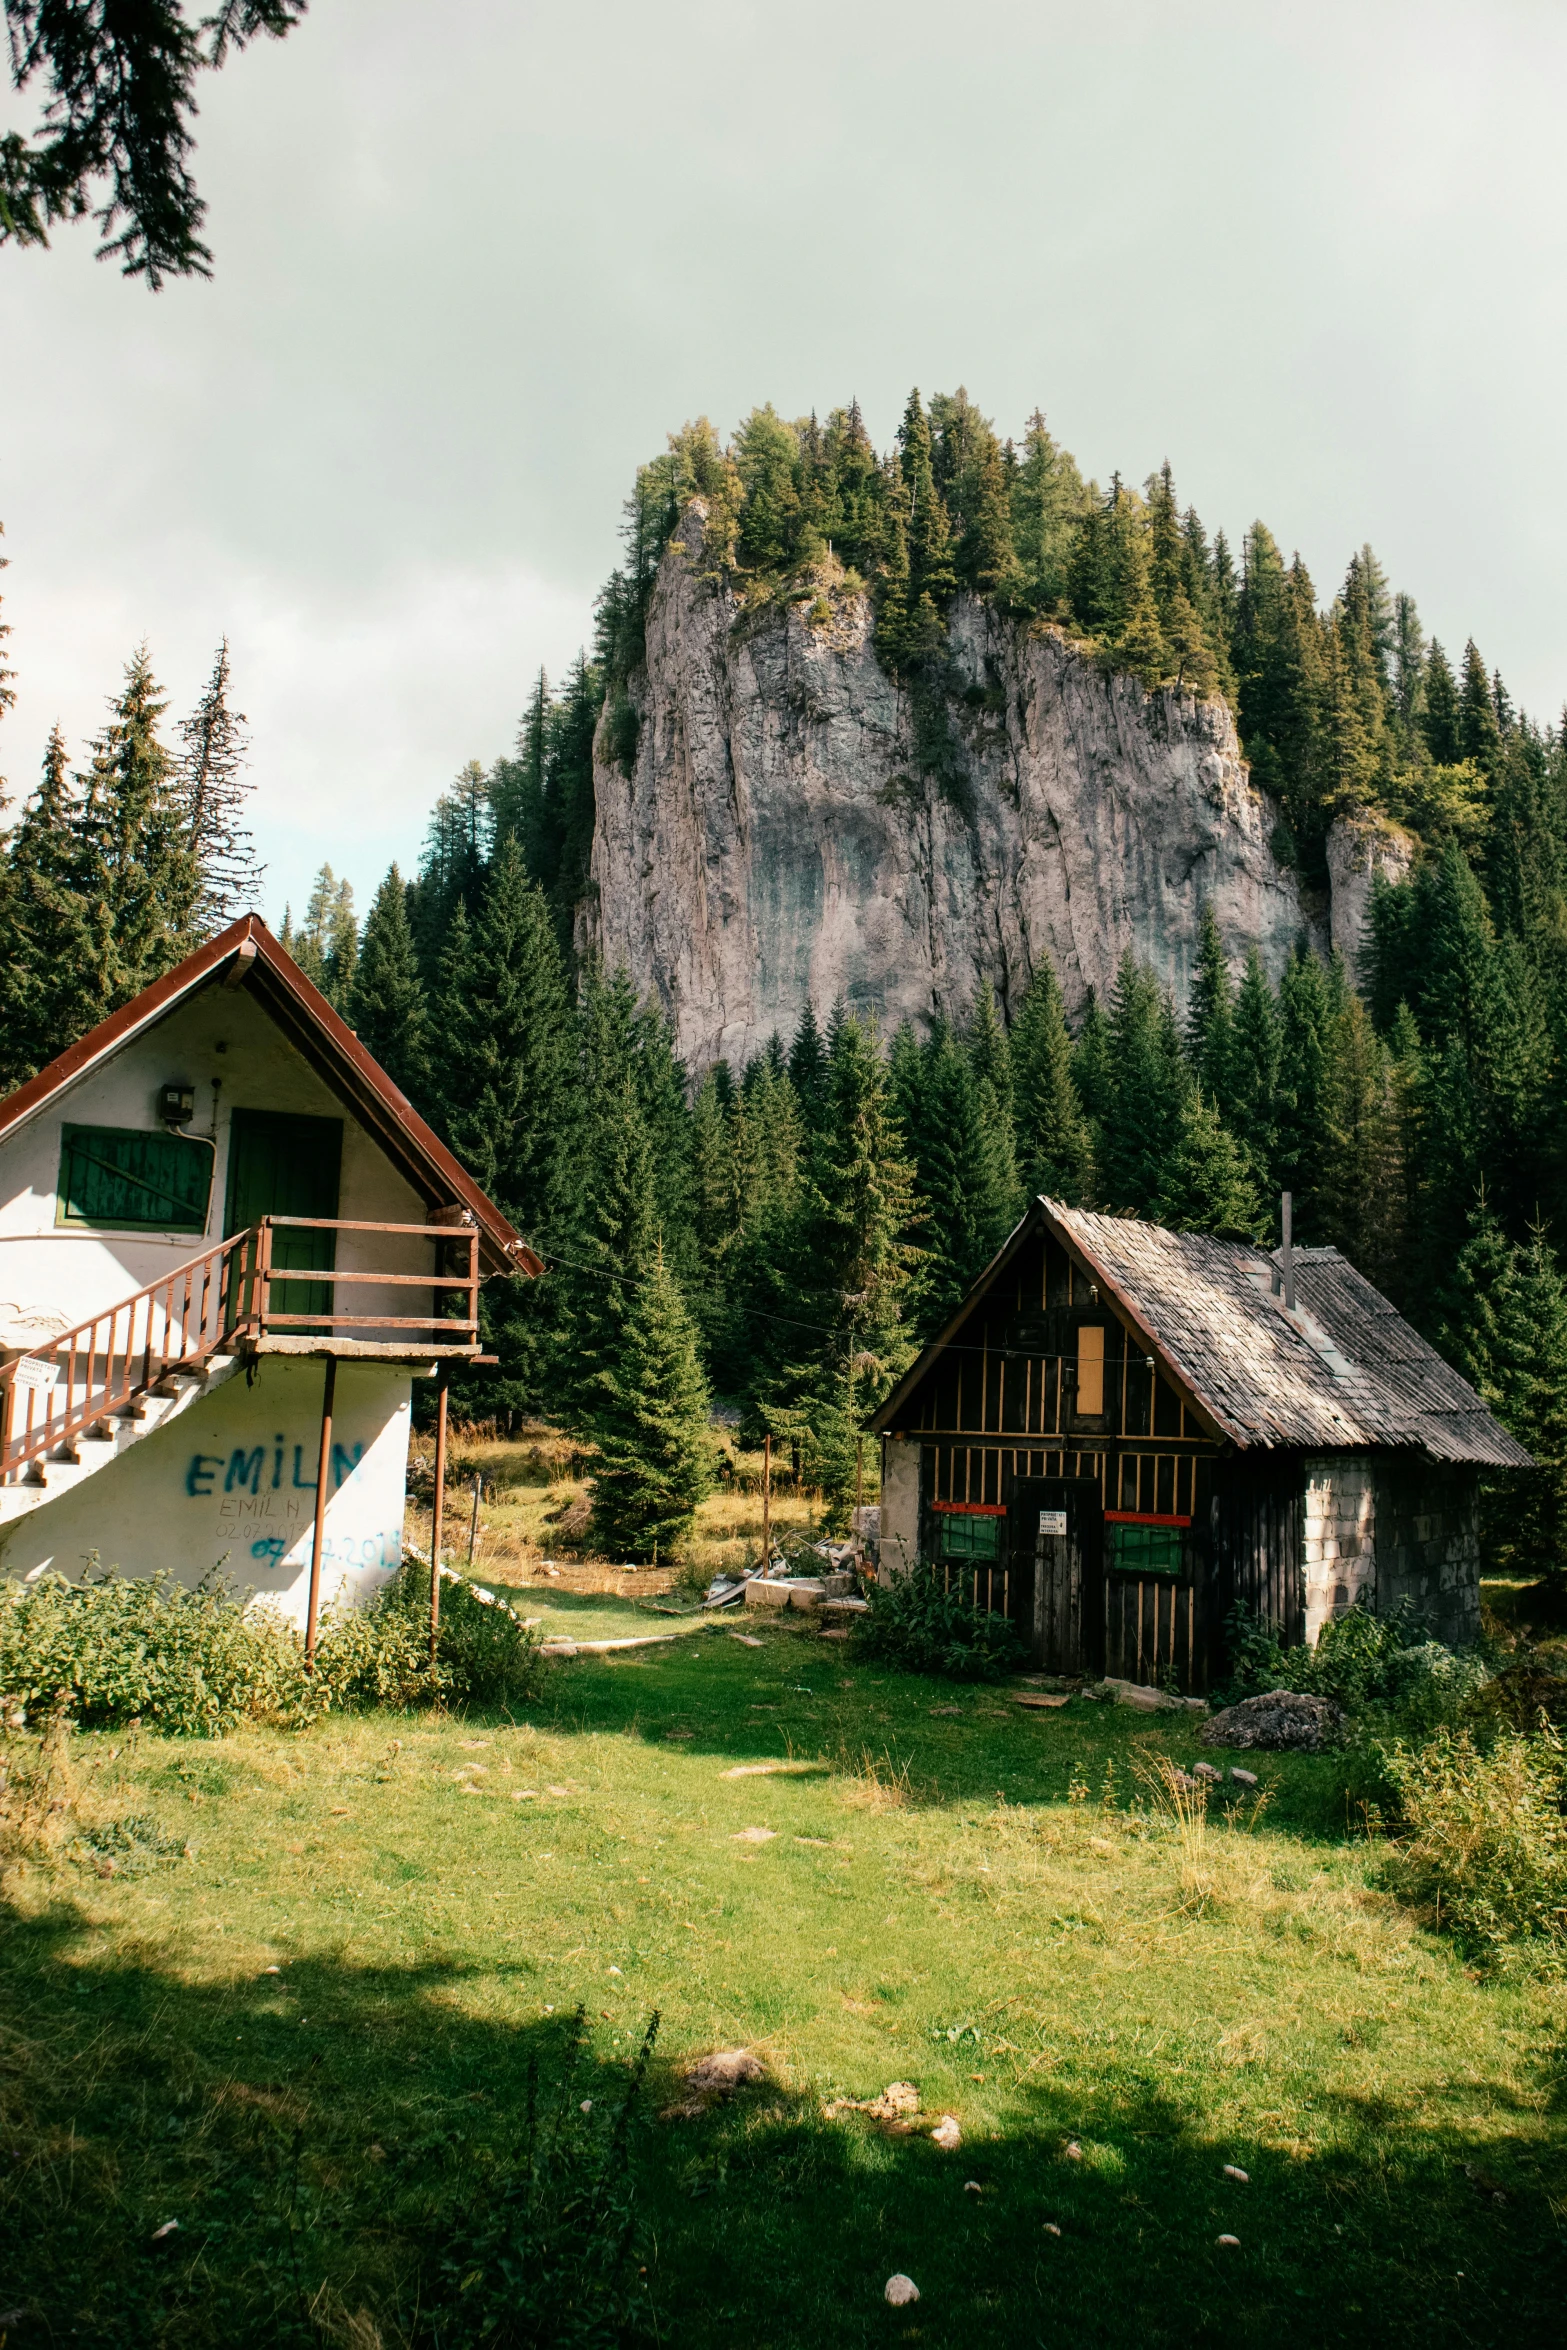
0;916;537;1636
870;1198;1527;1693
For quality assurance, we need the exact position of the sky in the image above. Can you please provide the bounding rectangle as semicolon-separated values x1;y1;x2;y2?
3;0;1566;927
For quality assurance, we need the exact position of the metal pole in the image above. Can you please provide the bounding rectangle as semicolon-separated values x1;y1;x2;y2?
1282;1189;1296;1311
304;1356;337;1670
761;1432;772;1577
429;1370;450;1663
466;1474;482;1571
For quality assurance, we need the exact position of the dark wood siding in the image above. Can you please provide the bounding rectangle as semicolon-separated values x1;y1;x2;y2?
1208;1454;1306;1667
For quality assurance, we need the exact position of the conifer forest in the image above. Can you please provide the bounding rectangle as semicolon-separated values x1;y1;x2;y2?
3;390;1566;1569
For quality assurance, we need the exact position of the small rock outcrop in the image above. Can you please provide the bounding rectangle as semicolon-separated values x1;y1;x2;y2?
1200;1689;1345;1751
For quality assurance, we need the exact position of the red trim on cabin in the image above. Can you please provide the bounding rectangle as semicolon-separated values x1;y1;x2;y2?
0;915;541;1280
930;1500;1009;1517
1104;1510;1191;1528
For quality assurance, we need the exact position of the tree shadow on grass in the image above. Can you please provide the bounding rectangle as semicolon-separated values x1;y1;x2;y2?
3;1894;1561;2349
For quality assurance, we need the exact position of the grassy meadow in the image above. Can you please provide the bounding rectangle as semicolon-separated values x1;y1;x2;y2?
3;1583;1565;2347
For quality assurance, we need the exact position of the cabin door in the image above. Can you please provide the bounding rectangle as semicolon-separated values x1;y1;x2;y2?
225;1110;343;1324
1010;1478;1104;1675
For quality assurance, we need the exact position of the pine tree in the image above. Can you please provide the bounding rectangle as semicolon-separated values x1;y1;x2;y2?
291;865;338;993
1071;989;1115;1134
1011;959;1095;1203
1009;411;1087;616
175;640;263;927
586;1240;713;1561
347;866;429;1103
897;390;956;642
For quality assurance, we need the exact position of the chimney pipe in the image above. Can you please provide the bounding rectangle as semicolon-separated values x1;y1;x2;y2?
1281;1190;1295;1311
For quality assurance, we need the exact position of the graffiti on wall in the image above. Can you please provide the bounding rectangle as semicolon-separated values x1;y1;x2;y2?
183;1428;397;1579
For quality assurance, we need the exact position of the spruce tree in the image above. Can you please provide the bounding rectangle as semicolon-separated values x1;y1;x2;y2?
1010;412;1087;616
0;723;93;1085
1228;947;1282;1189
1440;1203;1567;1580
1273;945;1340;1235
73;646;201;1023
1099;956;1187;1214
788;1000;830;1129
1153;1089;1261;1240
347;865;429;1103
1458;639;1502;779
1011;959;1095;1202
291;866;338;994
1318;993;1406;1293
586;1241;713;1562
1422;640;1461;766
1186;905;1236;1117
900;1019;1016;1332
176;639;263;927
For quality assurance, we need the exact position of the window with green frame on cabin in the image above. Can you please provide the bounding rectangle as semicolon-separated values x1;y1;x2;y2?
1107;1521;1184;1576
56;1124;212;1234
937;1511;1002;1562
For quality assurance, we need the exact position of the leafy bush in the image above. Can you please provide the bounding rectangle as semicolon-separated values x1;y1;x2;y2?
1214;1600;1486;1732
0;1555;545;1736
1380;1724;1567;1972
853;1560;1023;1681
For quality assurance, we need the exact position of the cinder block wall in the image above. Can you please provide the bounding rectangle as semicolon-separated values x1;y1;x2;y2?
1372;1459;1481;1647
1301;1455;1377;1640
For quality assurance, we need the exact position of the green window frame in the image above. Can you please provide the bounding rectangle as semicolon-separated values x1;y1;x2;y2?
57;1124;212;1234
936;1511;1002;1563
1107;1520;1184;1577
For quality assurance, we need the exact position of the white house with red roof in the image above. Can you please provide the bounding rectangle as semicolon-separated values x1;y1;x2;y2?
0;918;536;1637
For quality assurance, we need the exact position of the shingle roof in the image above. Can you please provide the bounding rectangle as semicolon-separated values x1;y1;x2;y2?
1046;1205;1529;1467
871;1198;1530;1469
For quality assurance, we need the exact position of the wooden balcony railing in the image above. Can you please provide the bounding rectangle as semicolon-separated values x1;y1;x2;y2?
0;1217;481;1485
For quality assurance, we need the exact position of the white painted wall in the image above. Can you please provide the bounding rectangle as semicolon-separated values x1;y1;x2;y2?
0;978;434;1344
879;1436;919;1585
0;1356;412;1623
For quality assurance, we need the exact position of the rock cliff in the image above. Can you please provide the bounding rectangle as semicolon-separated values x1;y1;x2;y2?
585;508;1360;1073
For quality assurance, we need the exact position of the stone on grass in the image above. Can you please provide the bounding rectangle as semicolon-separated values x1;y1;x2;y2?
1231;1767;1259;1787
1200;1690;1344;1752
685;2048;766;2093
1223;2163;1249;2182
1217;2233;1240;2247
1044;2222;1062;2237
884;2275;920;2306
930;2115;962;2150
1192;1763;1222;1783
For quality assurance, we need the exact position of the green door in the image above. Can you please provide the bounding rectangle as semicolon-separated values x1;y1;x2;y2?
225;1110;343;1327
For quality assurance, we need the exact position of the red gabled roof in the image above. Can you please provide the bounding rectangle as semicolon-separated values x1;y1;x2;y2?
0;915;541;1279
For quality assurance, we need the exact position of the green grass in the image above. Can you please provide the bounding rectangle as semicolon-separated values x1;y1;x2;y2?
2;1621;1563;2347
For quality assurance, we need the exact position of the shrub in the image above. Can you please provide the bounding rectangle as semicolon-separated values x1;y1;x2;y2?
1214;1600;1486;1732
1380;1724;1567;1972
853;1560;1023;1681
0;1555;545;1736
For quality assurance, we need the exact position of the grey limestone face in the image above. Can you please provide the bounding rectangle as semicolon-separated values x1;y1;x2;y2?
583;506;1405;1074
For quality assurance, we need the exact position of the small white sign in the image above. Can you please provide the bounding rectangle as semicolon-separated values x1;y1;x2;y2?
11;1355;58;1393
1039;1509;1068;1537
